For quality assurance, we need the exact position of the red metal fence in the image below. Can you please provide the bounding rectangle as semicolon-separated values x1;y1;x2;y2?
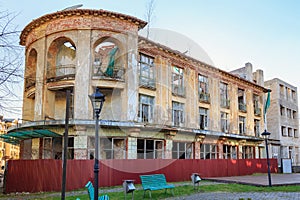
4;158;277;193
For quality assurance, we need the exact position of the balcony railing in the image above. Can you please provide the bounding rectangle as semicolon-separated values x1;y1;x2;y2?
47;64;76;81
25;73;36;90
239;103;247;112
220;99;230;108
172;84;185;97
254;107;262;116
139;77;156;89
93;64;125;80
199;92;210;103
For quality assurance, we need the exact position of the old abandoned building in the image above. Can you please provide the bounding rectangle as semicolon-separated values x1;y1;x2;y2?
264;78;300;171
2;8;270;161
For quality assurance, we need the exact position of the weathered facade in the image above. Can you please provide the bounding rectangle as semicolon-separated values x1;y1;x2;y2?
264;78;300;171
6;8;269;161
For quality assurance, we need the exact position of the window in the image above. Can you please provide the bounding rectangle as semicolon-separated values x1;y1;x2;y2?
238;88;246;112
254;119;260;137
137;139;164;159
138;94;154;123
220;82;230;108
293;110;297;119
198;74;210;102
281;126;287;136
43;137;52;159
294;129;299;138
287;108;292;118
280;105;285;116
199;107;209;130
101;138;126;159
223;145;237;159
279;84;284;97
288;128;293;137
200;144;218;159
172;101;184;126
67;136;74;159
221;112;229;133
292;90;296;101
239;116;246;135
172;66;185;96
88;136;95;159
93;42;122;78
242;146;254;159
172;142;193;159
139;53;155;88
253;94;261;116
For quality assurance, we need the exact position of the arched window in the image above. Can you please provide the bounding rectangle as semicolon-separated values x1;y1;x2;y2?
93;41;123;79
47;38;76;80
25;49;37;89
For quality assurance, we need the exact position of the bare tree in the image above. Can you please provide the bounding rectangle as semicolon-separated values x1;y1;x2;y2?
0;10;24;116
144;0;156;39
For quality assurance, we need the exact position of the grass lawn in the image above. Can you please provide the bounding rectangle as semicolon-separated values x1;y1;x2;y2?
1;181;300;200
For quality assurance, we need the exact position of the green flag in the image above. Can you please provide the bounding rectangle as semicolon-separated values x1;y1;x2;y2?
264;90;271;114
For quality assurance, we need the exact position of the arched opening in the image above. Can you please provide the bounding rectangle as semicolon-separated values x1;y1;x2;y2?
25;49;37;90
93;39;124;79
47;38;76;81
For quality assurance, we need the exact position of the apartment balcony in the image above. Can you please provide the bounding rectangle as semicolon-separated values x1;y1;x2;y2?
199;92;210;103
139;77;156;89
239;103;247;112
24;73;36;90
93;64;125;81
172;85;185;97
254;107;262;116
47;64;76;82
220;99;230;109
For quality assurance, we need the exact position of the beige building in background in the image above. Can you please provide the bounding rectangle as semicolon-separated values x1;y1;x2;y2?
264;78;300;171
2;8;270;161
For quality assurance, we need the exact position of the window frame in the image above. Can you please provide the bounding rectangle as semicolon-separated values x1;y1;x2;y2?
139;53;156;88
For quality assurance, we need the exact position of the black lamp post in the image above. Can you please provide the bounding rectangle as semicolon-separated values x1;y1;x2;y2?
261;129;272;187
89;88;105;200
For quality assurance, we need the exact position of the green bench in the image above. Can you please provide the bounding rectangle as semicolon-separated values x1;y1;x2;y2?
85;181;109;200
139;174;175;198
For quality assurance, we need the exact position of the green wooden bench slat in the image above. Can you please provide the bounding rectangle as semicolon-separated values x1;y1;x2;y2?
85;181;110;200
140;174;175;198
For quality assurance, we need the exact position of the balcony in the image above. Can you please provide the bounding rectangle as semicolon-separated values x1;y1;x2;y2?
199;92;210;103
139;77;156;89
24;73;36;90
172;85;185;97
254;107;261;116
93;64;125;81
220;99;230;109
47;64;76;82
239;103;247;112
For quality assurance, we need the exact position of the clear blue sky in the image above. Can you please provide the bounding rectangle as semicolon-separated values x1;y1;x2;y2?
1;0;300;118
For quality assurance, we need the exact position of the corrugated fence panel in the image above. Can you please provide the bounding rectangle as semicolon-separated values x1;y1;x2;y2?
4;159;278;193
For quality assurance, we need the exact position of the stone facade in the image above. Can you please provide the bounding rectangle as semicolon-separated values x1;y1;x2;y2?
264;78;300;169
8;8;270;161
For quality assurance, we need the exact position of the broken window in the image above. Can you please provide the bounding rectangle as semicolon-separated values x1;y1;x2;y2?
238;88;246;112
223;145;237;159
172;66;185;96
138;94;154;123
239;116;246;135
93;42;122;78
199;107;209;130
198;74;210;102
67;136;74;159
242;146;254;159
137;139;164;159
139;53;155;88
200;143;218;159
220;82;229;108
172;142;193;159
101;138;126;159
172;101;184;126
221;112;229;133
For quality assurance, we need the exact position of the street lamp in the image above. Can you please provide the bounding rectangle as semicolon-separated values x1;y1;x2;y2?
261;129;272;187
89;88;105;200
